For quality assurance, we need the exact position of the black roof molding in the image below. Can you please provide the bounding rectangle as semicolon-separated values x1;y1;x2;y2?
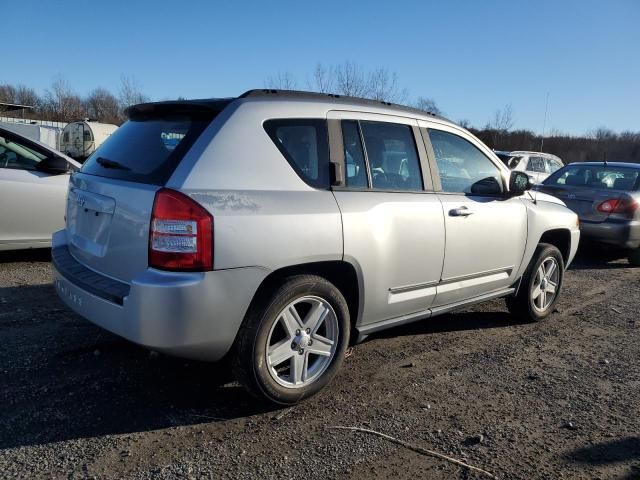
239;89;448;121
125;89;449;122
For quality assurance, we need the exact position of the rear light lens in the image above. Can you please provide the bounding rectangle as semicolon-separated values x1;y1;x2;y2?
596;198;639;216
149;188;213;271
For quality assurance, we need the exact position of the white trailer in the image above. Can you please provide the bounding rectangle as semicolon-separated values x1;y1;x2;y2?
60;121;118;160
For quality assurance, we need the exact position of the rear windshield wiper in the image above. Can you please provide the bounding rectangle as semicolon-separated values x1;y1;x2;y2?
96;157;131;171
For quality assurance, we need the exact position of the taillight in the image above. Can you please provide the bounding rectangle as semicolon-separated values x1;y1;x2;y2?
596;198;639;216
149;188;213;271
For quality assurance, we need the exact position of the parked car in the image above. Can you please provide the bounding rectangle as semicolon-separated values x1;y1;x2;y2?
52;90;580;404
0;126;79;251
537;162;640;265
495;150;564;184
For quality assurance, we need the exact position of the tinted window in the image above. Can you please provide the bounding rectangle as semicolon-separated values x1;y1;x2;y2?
264;119;329;189
360;121;423;191
81;114;213;185
0;133;47;170
544;165;640;190
527;156;546;173
428;129;503;194
341;121;368;188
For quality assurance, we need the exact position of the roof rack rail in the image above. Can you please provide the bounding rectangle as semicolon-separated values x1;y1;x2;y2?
238;89;445;120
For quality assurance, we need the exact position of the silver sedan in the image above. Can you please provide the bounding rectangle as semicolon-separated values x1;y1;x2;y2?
0;126;80;250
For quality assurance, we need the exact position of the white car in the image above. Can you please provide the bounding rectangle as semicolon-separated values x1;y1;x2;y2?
0;126;80;251
495;150;564;184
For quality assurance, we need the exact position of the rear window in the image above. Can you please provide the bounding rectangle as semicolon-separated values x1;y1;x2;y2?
81;114;213;185
264;119;330;189
544;164;640;190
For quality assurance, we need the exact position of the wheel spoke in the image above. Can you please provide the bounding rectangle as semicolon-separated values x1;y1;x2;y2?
540;290;547;309
290;352;307;384
308;334;334;356
268;339;294;367
547;261;557;279
281;306;303;338
532;284;542;300
546;281;557;295
303;301;329;334
538;263;546;278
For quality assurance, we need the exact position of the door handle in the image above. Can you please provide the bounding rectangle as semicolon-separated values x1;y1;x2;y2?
449;206;473;217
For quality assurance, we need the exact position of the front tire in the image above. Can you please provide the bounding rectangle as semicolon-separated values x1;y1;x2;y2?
506;243;564;322
232;275;350;405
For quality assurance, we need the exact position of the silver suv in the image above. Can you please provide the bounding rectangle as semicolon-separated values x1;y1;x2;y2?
52;90;580;404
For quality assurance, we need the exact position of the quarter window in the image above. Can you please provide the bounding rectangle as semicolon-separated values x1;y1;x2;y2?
428;129;503;195
360;121;423;191
264;119;329;189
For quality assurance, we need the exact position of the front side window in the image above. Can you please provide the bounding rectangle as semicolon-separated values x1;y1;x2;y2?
264;119;329;189
360;121;423;191
527;156;546;173
428;129;503;194
0;133;47;170
341;121;368;188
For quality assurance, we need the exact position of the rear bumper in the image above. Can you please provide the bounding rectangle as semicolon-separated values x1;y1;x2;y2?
580;219;640;249
52;230;269;361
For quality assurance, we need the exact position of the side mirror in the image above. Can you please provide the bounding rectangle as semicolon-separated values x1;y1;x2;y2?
36;155;71;174
509;170;534;195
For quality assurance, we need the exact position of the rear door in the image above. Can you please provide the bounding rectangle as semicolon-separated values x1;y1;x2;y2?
0;130;71;248
328;111;445;327
421;124;528;307
65;106;220;282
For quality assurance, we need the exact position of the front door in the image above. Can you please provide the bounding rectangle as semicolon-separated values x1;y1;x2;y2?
423;126;528;307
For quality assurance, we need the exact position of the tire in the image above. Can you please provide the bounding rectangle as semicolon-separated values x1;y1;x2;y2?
506;243;564;322
628;248;640;266
232;275;350;405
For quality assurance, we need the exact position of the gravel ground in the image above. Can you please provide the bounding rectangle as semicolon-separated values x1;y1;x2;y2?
0;246;639;479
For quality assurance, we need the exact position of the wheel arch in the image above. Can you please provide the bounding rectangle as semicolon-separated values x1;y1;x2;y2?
248;260;362;340
538;228;572;266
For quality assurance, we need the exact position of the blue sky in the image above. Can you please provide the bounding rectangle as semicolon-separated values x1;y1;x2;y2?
4;0;639;134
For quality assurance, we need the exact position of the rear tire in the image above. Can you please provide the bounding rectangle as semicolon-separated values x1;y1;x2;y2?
506;243;564;322
628;248;640;266
232;275;350;405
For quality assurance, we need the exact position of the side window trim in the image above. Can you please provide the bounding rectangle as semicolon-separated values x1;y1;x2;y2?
423;127;507;196
329;118;434;193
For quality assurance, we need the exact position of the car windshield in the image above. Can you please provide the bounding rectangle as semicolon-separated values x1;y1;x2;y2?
544;164;640;191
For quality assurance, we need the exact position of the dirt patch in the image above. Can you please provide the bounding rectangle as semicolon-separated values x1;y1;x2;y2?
0;247;638;479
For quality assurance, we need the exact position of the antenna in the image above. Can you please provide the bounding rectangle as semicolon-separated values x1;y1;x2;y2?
540;92;550;151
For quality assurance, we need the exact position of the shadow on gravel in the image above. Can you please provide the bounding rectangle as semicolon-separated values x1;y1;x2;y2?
569;243;634;271
0;248;51;264
0;284;275;451
370;310;525;342
567;437;640;478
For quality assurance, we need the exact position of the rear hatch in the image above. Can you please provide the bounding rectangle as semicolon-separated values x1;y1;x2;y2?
65;101;229;283
538;185;621;222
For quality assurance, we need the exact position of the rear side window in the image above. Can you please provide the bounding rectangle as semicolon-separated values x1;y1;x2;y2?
264;119;329;189
341;121;368;188
360;121;423;191
81;114;213;185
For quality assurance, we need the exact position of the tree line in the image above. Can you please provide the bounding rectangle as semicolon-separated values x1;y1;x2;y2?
1;65;638;164
0;75;148;125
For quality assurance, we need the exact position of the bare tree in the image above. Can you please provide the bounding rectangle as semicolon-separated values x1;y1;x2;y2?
42;76;85;122
413;97;442;115
119;75;149;111
85;87;121;124
333;61;369;98
458;119;471;128
264;71;297;90
366;67;407;103
490;104;515;132
307;63;334;93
